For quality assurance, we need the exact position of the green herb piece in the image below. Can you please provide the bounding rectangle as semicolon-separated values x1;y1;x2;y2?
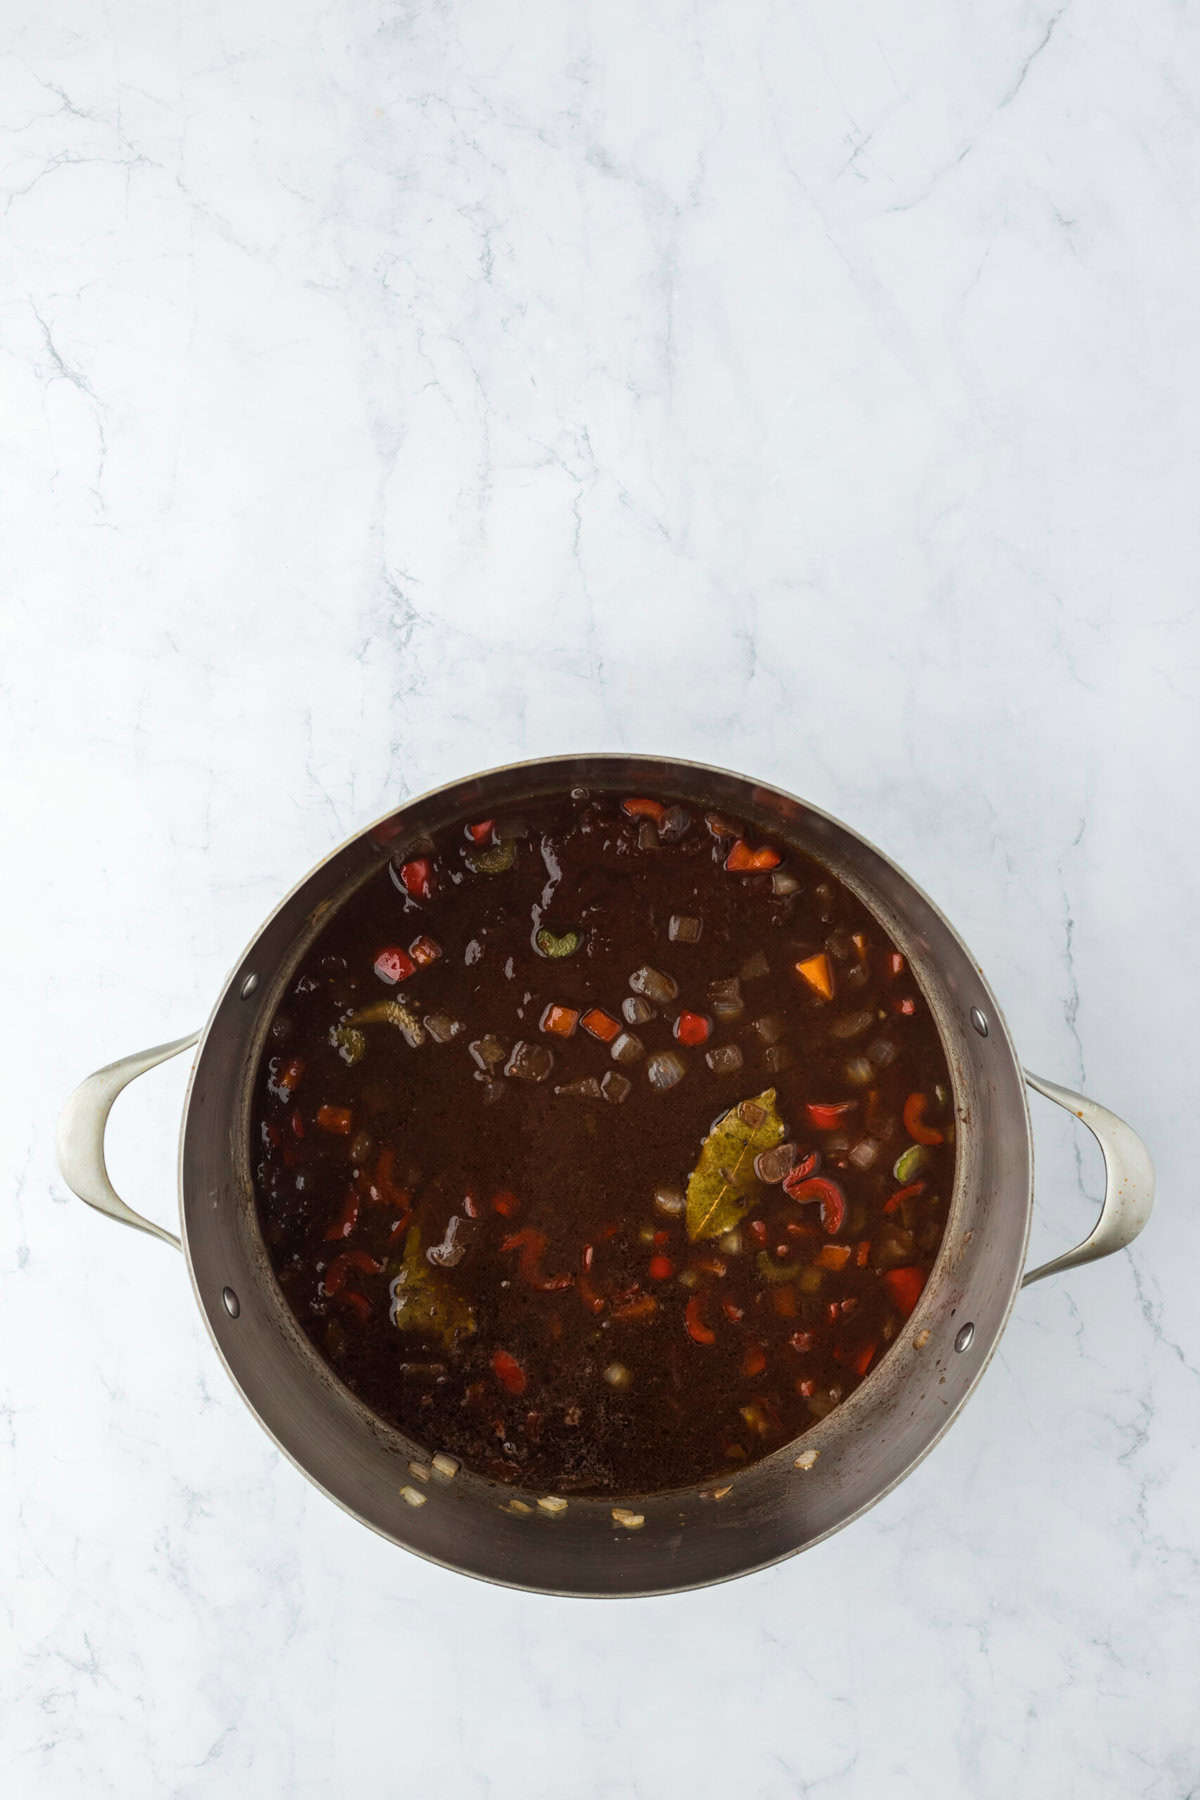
467;840;516;874
893;1143;930;1183
685;1088;786;1242
534;926;582;959
389;1227;476;1347
331;1023;367;1066
350;999;426;1047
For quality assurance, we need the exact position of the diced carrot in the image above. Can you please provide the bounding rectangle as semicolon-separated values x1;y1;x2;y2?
795;953;834;1001
409;934;442;967
724;839;782;872
741;1344;767;1378
316;1104;353;1136
851;932;869;961
621;797;666;822
817;1243;852;1271
884;1266;927;1318
490;1349;527;1395
581;1008;620;1043
540;1003;579;1038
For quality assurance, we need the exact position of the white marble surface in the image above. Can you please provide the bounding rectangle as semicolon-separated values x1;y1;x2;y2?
4;0;1199;1792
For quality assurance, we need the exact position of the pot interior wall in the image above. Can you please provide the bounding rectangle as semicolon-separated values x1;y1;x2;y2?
181;756;1031;1594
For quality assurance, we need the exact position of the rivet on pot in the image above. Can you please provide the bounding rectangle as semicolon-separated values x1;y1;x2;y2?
969;1007;988;1037
240;972;259;999
954;1321;975;1352
222;1286;240;1318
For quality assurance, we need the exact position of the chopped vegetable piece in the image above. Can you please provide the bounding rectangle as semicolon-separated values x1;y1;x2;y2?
424;1013;462;1044
867;1036;898;1068
316;1104;353;1136
603;1361;633;1388
705;1043;744;1075
847;1137;881;1170
855;1240;871;1266
802;1094;859;1123
648;1255;674;1281
686;1088;785;1240
505;1040;554;1082
741;1344;767;1378
740;950;769;981
621;994;654;1025
654;1184;685;1217
601;1071;632;1104
468;841;516;874
771;870;800;895
491;1189;520;1217
323;1248;382;1294
705;811;741;839
749;1014;785;1045
389;1227;476;1345
883;1266;926;1318
502;1227;573;1291
409;935;442;967
783;1174;847;1235
669;914;702;943
764;1045;793;1073
611;1292;658;1321
468;1034;507;1071
647;1050;688;1090
374;945;416;985
534;925;581;959
555;1076;603;1100
789;1330;815;1353
621;797;666;822
629;965;678;1005
829;1008;874;1040
275;1057;305;1097
817;1244;852;1271
540;1003;579;1038
894;995;917;1016
685;1293;716;1344
466;820;495;843
883;1179;927;1215
845;1055;874;1086
888;951;906;977
707;976;744;1022
903;1092;945;1146
724;840;782;872
610;1030;645;1065
658;805;692;842
332;1024;367;1066
581;1008;620;1043
754;1142;797;1185
674;1010;711;1046
795;953;834;1001
491;1349;527;1394
399;859;435;901
893;1143;930;1183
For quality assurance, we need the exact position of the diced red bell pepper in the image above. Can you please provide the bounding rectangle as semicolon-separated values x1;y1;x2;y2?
581;1008;620;1043
722;1298;745;1322
316;1104;353;1136
491;1189;520;1217
804;1100;857;1131
490;1349;527;1395
673;1011;711;1046
501;1227;573;1291
621;797;666;822
276;1057;305;1097
741;1344;767;1378
855;1239;871;1267
685;1293;716;1344
884;1266;927;1318
782;1173;847;1235
334;1289;370;1322
611;1292;658;1321
893;995;917;1016
647;1254;674;1281
374;945;415;985
789;1330;815;1353
324;1187;361;1241
398;858;435;901
724;839;782;872
409;934;442;967
903;1092;945;1146
466;820;495;844
887;951;906;978
323;1248;382;1294
883;1179;927;1215
748;1219;768;1247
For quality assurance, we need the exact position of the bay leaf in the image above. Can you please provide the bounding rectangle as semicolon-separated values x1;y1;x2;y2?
685;1088;786;1241
389;1226;476;1346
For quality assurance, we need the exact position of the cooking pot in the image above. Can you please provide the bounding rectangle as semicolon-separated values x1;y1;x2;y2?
56;756;1154;1596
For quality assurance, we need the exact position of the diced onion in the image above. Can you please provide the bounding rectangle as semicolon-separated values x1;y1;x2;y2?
754;1142;797;1184
610;1030;645;1065
763;1044;794;1072
829;1009;874;1040
707;976;744;1021
669;914;702;943
424;1013;462;1044
432;1453;460;1480
771;870;801;896
654;1185;685;1216
845;1056;874;1086
848;1137;881;1170
630;965;679;1004
601;1071;632;1104
749;1014;785;1045
622;995;655;1024
740;951;769;980
646;1050;687;1090
867;1036;898;1068
705;1043;744;1075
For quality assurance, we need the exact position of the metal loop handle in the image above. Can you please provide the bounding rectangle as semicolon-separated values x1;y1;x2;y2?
55;1034;200;1252
1021;1070;1154;1286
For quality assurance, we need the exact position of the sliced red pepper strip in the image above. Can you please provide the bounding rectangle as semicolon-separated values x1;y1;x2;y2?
466;820;495;844
491;1189;520;1218
323;1249;382;1295
804;1100;857;1131
621;797;666;822
883;1180;927;1215
398;857;435;901
334;1289;371;1322
903;1092;945;1146
577;1274;605;1315
685;1293;716;1344
783;1173;847;1235
501;1227;573;1291
611;1293;658;1321
884;1266;927;1318
724;839;782;872
490;1349;527;1395
324;1187;361;1241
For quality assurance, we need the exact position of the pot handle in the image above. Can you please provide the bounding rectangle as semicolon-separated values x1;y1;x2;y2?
1021;1070;1154;1286
55;1033;200;1252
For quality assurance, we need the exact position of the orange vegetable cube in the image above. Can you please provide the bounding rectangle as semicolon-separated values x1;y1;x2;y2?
409;935;442;966
540;1003;579;1038
795;952;834;1001
816;1243;852;1271
581;1008;620;1043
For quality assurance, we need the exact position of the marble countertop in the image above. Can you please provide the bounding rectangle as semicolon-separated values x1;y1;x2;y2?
4;0;1198;1793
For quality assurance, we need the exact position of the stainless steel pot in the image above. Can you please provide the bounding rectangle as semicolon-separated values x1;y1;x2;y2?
56;756;1154;1596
